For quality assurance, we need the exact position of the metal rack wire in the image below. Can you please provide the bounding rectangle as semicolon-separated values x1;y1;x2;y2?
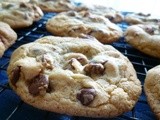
0;12;158;120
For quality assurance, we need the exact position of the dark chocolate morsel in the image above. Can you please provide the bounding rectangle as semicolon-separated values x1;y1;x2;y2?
77;88;96;106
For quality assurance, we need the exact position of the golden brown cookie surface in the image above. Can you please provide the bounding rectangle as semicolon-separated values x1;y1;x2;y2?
30;0;76;12
144;65;160;119
0;2;43;29
46;11;123;44
125;24;160;58
76;5;124;23
7;36;141;118
0;21;17;57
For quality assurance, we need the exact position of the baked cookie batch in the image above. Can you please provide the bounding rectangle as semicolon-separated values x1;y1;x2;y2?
0;0;159;119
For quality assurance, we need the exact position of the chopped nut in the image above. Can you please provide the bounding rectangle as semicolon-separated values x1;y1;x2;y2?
84;62;105;75
76;57;88;65
66;58;83;73
28;74;49;96
77;88;96;106
36;54;53;70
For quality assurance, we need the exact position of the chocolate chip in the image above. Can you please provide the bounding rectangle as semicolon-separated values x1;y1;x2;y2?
4;4;14;9
11;66;21;87
67;11;76;16
77;88;96;106
28;74;49;96
137;12;151;17
106;16;114;21
20;3;28;8
145;27;154;35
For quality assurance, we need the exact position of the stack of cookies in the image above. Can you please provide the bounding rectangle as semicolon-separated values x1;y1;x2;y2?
1;0;160;119
0;1;44;57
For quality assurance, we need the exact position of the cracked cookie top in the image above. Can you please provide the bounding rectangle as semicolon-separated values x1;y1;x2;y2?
7;36;141;118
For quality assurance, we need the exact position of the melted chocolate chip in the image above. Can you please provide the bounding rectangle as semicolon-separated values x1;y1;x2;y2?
77;88;96;106
20;3;28;8
67;11;76;16
145;27;154;35
4;4;14;9
137;13;151;17
11;66;21;87
28;74;49;96
106;16;114;21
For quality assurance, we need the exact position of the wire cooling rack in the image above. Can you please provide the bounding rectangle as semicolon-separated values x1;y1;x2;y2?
0;12;159;120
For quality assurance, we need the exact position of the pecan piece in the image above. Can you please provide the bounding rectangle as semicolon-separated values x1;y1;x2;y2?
36;54;53;70
10;66;21;87
77;88;96;106
28;74;49;96
84;63;105;75
67;58;83;73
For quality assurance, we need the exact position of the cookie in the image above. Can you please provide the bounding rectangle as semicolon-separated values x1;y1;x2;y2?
0;22;17;57
0;0;30;2
125;12;159;25
76;5;124;23
0;2;43;29
30;0;76;12
144;65;160;119
7;36;141;118
125;24;160;58
46;11;123;44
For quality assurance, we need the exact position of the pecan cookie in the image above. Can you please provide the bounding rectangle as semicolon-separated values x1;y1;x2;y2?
30;0;76;12
7;36;141;118
144;65;160;119
76;5;124;23
0;2;43;29
125;24;160;58
46;11;123;44
0;22;17;57
125;12;160;25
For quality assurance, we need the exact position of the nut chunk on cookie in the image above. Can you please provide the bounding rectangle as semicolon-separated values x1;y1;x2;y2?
0;2;43;29
125;24;160;58
7;36;141;118
144;65;160;119
0;22;17;57
46;11;123;44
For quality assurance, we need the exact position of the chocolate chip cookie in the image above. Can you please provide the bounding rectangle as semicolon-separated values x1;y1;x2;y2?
76;5;124;23
125;12;160;25
46;11;123;44
0;0;29;2
125;24;160;58
7;36;142;118
0;2;43;29
30;0;76;12
144;65;160;119
0;21;17;57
